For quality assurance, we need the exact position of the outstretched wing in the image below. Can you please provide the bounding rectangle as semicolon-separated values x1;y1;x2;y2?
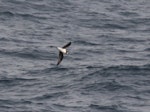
62;42;71;48
57;52;63;65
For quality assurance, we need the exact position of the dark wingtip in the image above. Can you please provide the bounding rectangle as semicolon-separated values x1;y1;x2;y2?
56;52;63;65
63;42;72;48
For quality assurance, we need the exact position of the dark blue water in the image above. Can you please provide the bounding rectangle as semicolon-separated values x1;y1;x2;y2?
0;0;150;112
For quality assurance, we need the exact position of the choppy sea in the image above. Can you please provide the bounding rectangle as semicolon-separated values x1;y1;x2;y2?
0;0;150;112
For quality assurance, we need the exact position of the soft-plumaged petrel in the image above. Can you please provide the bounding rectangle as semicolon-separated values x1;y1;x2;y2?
57;42;71;65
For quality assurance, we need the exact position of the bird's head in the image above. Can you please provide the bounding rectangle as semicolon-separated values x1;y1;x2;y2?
66;50;69;54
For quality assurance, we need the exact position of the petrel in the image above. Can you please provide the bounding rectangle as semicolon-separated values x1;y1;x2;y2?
56;42;71;65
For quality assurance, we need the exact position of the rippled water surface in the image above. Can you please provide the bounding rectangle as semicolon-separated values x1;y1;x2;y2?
0;0;150;112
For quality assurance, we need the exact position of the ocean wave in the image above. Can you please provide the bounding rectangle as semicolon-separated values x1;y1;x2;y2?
0;48;51;60
0;77;36;83
32;92;67;101
85;64;150;73
89;104;119;111
103;23;128;30
78;64;150;96
81;64;150;76
0;77;37;88
0;11;14;17
82;81;133;93
144;47;150;52
73;40;99;46
0;37;39;44
101;64;150;72
0;11;47;21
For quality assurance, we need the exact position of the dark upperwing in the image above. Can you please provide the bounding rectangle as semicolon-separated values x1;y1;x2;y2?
57;52;63;65
62;42;71;48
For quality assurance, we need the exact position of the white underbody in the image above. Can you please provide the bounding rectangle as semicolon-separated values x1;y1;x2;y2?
57;47;67;54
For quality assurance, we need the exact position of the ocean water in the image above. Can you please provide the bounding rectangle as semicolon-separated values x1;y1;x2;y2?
0;0;150;112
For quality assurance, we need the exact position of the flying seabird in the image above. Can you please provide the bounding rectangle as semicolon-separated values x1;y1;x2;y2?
56;42;71;65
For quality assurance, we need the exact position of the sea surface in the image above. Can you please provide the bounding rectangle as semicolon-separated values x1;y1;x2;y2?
0;0;150;112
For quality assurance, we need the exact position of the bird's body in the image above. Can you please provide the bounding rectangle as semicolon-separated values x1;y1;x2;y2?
57;47;67;54
56;42;71;65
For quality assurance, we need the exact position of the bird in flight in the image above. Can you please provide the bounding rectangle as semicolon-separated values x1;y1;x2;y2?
56;42;71;65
